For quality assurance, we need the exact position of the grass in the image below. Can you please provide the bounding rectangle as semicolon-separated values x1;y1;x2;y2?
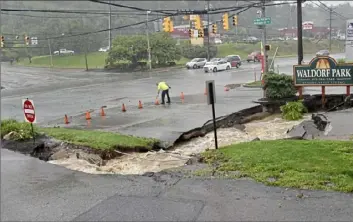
244;80;262;87
16;39;344;69
200;140;353;192
1;119;157;150
18;52;108;69
40;127;156;150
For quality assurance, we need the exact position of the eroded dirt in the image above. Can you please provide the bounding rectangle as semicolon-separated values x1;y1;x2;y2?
49;115;309;175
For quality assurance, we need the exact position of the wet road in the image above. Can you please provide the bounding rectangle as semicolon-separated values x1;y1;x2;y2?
2;149;353;221
1;53;347;143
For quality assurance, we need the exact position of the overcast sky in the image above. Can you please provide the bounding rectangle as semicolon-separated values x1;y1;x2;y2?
312;1;352;6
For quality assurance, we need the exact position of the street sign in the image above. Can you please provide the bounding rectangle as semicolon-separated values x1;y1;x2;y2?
22;99;36;123
206;80;216;105
31;37;38;45
253;17;271;25
293;56;353;86
205;80;218;149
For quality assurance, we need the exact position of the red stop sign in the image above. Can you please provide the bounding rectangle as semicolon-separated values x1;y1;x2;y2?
23;99;36;123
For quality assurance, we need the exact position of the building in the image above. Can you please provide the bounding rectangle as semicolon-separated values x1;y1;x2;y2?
278;21;338;39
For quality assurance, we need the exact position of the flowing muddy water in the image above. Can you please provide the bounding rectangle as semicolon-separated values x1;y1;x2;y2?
49;115;310;175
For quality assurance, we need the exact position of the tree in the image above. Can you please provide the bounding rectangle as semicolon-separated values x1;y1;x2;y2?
106;33;181;69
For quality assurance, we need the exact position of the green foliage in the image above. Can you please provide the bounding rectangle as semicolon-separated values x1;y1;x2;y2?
1;119;39;141
337;58;346;64
263;73;297;99
280;100;308;120
106;33;181;70
180;41;217;59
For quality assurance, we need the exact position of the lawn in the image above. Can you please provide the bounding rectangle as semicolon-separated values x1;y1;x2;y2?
1;119;157;151
200;140;353;192
18;52;108;69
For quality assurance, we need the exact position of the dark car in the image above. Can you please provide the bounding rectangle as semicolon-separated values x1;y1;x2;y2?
316;50;330;57
225;55;242;68
247;51;261;62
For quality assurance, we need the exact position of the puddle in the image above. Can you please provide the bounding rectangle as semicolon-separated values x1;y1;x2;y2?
49;115;309;175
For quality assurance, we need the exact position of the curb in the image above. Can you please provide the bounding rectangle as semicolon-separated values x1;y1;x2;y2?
242;84;263;89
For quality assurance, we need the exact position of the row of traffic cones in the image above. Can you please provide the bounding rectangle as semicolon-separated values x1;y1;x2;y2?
63;93;190;124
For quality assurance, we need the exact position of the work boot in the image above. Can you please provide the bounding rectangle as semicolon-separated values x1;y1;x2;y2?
166;101;171;104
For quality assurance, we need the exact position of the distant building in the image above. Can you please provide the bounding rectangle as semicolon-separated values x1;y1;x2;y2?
278;22;338;38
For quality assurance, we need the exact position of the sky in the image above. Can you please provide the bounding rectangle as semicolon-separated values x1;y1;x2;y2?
312;1;352;6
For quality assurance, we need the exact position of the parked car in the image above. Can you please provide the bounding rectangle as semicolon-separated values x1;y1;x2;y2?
247;51;261;63
214;38;222;44
204;59;231;73
316;49;330;56
225;55;242;68
53;49;74;55
186;58;207;69
243;36;258;43
205;58;222;65
98;46;109;52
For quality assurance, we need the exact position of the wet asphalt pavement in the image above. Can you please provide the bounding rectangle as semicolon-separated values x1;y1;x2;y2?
2;149;353;221
1;53;346;144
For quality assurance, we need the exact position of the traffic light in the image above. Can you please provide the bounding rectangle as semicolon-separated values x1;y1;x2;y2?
1;35;4;48
198;29;204;38
232;15;238;26
222;13;229;30
212;24;217;34
163;17;171;32
265;44;271;51
25;36;30;45
195;15;201;30
188;29;193;38
169;20;174;32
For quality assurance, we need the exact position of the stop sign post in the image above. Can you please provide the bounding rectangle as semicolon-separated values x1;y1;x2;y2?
22;98;36;144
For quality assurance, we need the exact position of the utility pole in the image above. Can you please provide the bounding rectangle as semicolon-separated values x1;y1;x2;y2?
261;0;268;74
207;0;210;61
47;37;53;67
328;7;333;52
146;11;152;70
108;0;112;49
297;0;303;65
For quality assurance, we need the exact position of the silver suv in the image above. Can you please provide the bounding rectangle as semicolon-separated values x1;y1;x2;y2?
186;58;207;69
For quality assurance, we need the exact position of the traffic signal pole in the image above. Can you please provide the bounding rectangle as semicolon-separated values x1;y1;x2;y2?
207;0;210;61
297;0;303;65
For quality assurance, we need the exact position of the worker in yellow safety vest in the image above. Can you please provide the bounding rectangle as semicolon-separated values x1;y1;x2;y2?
156;81;171;104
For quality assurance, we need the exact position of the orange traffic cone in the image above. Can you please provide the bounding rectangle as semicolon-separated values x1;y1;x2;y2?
85;111;91;120
138;100;143;109
180;92;185;100
100;107;106;116
122;103;127;112
64;114;69;124
155;99;160;105
204;88;207;95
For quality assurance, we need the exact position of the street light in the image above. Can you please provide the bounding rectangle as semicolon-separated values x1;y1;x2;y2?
146;10;152;70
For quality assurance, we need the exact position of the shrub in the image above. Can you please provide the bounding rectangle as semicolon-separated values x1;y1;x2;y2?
280;101;308;120
1;119;39;140
337;58;346;64
180;43;217;59
263;73;297;99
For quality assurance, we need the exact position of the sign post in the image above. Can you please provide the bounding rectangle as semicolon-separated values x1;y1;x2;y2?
22;98;36;144
206;80;218;149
